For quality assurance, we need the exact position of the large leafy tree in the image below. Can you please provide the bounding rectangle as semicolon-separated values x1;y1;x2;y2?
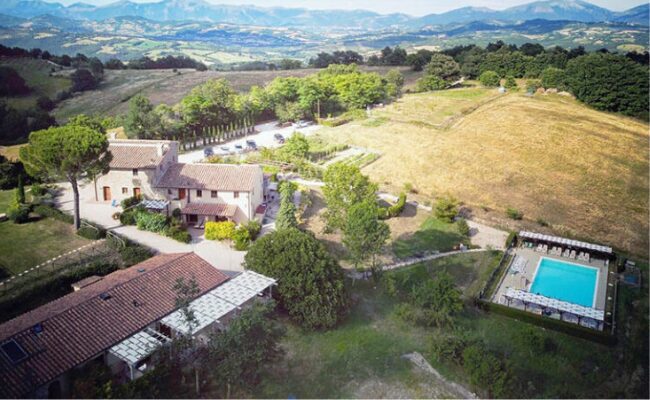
206;302;284;397
343;199;390;275
275;181;298;230
564;53;649;119
424;53;461;82
20;123;111;229
244;228;348;329
0;66;29;96
125;95;161;139
180;78;239;129
322;162;378;231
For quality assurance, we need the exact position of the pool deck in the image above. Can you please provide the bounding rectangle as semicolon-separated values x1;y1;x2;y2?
493;248;608;310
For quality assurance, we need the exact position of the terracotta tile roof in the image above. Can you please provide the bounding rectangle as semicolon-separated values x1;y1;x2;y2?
0;253;229;398
108;143;164;170
156;163;261;192
181;203;238;217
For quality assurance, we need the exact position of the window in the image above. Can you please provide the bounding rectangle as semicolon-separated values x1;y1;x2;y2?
167;189;172;195
234;191;239;198
211;190;218;198
196;189;202;198
122;187;128;194
132;169;138;176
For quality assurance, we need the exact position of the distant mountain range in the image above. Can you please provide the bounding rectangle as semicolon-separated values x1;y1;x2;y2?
0;0;647;29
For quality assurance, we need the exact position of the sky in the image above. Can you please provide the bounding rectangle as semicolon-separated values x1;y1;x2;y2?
53;1;644;16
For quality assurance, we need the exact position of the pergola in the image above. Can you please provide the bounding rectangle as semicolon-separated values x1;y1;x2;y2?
108;328;171;379
160;271;276;336
502;287;604;330
518;231;613;258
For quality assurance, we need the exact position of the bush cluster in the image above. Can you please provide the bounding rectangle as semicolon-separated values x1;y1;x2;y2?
135;211;168;232
205;221;236;240
434;195;459;223
7;200;30;223
378;192;406;219
77;224;106;240
506;207;523;220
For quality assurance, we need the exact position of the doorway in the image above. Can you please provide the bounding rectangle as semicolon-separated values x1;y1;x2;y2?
102;186;111;201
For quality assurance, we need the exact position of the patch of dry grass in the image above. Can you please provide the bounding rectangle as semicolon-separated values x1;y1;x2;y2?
317;90;650;256
0;144;25;161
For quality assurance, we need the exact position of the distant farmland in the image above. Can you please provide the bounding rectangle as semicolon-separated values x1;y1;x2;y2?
54;66;421;121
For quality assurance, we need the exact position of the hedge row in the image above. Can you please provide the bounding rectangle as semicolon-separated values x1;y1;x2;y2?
476;300;616;346
379;192;406;219
0;261;119;323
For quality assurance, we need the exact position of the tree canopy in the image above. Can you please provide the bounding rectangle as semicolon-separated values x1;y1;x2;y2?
564;53;649;119
20;123;111;228
322;162;378;231
343;199;390;274
244;228;348;329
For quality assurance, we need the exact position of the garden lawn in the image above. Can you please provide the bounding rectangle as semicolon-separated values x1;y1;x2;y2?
253;251;648;399
392;216;470;258
0;190;90;276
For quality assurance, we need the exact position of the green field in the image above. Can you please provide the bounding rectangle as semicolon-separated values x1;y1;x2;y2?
252;252;649;399
0;58;71;111
0;189;90;277
392;216;471;259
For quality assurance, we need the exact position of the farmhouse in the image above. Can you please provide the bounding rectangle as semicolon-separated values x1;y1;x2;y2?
94;139;265;225
0;253;275;398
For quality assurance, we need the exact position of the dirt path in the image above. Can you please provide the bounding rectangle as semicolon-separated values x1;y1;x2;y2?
402;352;477;399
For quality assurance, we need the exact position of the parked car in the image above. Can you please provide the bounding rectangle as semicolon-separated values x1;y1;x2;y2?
294;120;311;128
234;144;243;152
203;147;214;157
246;140;257;150
273;133;285;144
220;146;230;152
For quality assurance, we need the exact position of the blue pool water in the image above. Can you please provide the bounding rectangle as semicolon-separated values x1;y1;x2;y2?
529;257;598;307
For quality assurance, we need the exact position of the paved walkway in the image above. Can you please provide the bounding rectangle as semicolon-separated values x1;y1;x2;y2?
54;182;245;274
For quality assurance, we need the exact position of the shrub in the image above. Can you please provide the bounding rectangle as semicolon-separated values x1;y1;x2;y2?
171;208;181;219
379;192;407;219
479;70;500;87
456;217;470;236
205;221;236;241
403;182;417;194
135;211;169;232
36;95;55;111
504;75;517;89
77;224;106;240
121;195;141;210
526;79;542;93
434;195;459;223
119;245;153;266
505;231;517;248
232;226;251;251
243;220;262;240
7;200;30;223
430;333;470;365
462;344;510;398
506;207;523;220
165;225;192;243
394;302;417;324
119;210;137;225
536;217;549;227
33;204;73;224
30;183;47;197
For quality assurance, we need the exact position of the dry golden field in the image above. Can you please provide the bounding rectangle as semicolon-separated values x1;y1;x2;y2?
317;88;650;256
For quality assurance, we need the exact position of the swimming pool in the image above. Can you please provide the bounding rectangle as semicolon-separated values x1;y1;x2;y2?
529;257;599;308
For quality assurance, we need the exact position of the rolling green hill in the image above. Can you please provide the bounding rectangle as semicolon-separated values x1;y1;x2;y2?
0;57;71;111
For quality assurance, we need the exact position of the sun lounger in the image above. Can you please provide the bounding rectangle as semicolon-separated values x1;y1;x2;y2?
584;253;590;262
569;250;576;259
563;249;570;258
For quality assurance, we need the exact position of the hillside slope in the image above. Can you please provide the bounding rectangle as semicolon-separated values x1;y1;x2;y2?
0;58;70;111
317;88;649;256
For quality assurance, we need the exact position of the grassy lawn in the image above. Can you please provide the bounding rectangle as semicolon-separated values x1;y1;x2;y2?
253;251;648;399
316;89;649;257
0;190;90;277
392;216;470;259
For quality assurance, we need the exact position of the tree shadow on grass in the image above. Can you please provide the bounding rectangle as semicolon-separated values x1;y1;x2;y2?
392;224;468;259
